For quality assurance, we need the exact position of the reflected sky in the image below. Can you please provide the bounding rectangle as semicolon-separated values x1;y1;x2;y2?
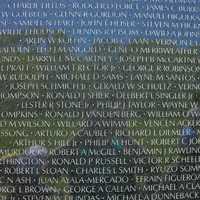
0;0;200;51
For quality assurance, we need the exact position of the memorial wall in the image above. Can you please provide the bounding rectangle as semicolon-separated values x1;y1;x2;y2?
0;0;199;200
